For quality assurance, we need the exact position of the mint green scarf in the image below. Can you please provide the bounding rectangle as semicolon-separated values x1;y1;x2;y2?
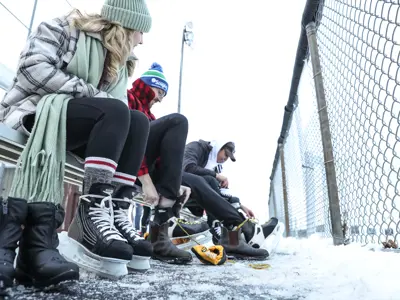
10;31;128;203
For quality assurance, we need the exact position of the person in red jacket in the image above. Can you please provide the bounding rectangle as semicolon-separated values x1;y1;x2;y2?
127;63;209;264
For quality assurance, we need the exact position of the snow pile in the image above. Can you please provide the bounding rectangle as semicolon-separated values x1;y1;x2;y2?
4;232;399;300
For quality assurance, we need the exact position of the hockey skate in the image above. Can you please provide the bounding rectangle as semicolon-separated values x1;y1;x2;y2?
220;225;268;260
113;186;153;272
61;183;133;279
240;215;284;255
15;202;79;287
169;199;210;249
209;220;222;245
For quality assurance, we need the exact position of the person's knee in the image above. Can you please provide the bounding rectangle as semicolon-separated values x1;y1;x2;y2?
100;99;130;127
129;110;150;133
168;113;188;129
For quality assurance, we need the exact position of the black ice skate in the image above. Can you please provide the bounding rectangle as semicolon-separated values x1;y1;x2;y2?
0;197;27;287
62;183;133;279
170;199;209;239
15;202;79;287
112;185;153;272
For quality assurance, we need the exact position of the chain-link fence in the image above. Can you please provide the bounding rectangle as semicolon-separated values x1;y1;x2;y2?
269;0;400;246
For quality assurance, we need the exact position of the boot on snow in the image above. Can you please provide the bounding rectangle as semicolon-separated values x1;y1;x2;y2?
149;221;192;264
219;226;268;260
15;202;79;287
112;185;153;271
0;197;28;287
64;183;133;279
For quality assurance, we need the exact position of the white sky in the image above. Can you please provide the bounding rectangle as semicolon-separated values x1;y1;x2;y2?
0;0;306;221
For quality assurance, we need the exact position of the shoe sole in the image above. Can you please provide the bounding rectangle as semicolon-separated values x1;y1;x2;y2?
0;275;13;288
151;254;193;265
226;254;268;261
14;269;79;288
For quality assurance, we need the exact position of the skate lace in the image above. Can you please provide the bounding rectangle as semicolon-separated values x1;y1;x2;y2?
113;198;143;240
235;217;259;231
81;194;126;241
214;225;222;237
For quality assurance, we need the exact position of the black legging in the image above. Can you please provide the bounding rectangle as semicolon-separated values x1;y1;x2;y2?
136;113;188;199
181;172;244;227
25;97;149;177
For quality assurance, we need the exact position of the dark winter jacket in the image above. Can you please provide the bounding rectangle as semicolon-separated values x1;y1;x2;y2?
183;140;217;177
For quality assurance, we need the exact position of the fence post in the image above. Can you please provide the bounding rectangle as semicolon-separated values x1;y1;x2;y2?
306;22;344;246
280;145;291;237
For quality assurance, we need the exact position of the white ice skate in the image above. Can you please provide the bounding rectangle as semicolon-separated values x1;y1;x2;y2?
246;218;285;256
261;221;285;256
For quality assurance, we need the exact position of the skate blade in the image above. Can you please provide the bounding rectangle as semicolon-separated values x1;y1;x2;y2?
127;255;151;272
262;222;285;256
172;231;213;251
59;237;129;280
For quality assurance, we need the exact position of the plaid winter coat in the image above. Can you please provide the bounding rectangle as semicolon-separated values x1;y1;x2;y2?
0;16;116;135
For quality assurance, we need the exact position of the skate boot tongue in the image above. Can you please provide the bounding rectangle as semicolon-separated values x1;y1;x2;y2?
88;183;115;206
113;185;139;209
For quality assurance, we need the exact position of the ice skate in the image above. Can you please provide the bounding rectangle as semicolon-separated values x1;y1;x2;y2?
220;225;268;260
113;185;153;272
170;199;209;239
209;220;222;245
61;183;132;279
240;215;283;254
15;202;79;287
0;197;27;288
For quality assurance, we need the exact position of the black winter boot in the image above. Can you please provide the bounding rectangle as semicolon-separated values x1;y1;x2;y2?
15;202;79;287
219;226;268;260
149;221;192;264
0;197;27;287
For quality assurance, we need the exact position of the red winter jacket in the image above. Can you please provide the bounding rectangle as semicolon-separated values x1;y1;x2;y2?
127;79;159;176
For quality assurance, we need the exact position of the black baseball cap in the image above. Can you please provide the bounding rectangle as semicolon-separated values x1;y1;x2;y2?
222;142;236;162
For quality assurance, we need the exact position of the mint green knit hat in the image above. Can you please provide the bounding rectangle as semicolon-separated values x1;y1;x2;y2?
101;0;152;33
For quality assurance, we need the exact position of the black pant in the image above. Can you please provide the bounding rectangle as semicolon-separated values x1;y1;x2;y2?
137;113;188;199
25;97;150;177
181;172;244;227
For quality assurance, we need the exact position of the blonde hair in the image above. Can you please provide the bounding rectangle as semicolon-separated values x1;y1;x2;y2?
69;9;137;82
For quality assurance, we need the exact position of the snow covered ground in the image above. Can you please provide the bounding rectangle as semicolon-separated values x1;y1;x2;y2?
3;234;399;300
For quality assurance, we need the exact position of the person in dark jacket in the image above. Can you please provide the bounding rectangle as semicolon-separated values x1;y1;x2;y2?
183;139;254;217
181;140;284;259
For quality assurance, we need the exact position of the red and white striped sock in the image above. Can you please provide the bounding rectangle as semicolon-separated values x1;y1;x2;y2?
112;172;137;190
83;157;118;194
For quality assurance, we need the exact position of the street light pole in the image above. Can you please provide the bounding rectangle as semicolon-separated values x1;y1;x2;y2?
177;22;194;114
